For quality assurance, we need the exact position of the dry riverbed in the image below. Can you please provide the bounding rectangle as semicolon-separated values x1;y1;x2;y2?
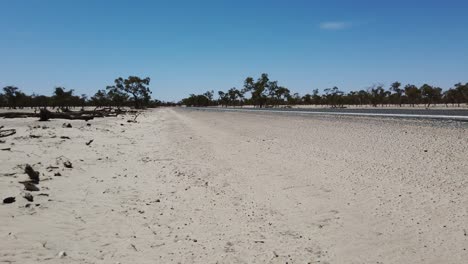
1;108;467;263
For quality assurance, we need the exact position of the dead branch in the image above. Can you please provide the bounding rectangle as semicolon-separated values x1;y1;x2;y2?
0;129;16;138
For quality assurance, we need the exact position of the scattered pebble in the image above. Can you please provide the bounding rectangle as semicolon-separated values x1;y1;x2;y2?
63;161;73;168
23;193;34;202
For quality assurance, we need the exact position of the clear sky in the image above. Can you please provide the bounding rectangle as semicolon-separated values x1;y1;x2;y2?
1;0;467;102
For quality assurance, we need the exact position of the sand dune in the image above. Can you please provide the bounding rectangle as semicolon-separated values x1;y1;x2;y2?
1;108;467;263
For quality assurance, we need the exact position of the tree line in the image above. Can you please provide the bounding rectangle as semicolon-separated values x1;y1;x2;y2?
180;73;468;108
0;76;175;110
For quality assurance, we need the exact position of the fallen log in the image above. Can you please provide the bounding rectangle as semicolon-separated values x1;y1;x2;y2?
1;108;133;121
0;112;37;118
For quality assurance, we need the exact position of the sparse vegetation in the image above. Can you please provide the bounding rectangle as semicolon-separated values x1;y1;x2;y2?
179;73;468;108
0;76;176;110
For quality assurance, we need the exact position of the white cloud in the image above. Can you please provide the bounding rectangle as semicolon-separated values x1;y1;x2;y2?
319;22;351;30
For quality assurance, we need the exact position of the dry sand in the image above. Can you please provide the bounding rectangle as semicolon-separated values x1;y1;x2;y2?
1;108;467;263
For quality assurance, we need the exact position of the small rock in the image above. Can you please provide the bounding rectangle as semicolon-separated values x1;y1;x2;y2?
63;123;72;128
24;164;40;183
155;199;161;203
21;182;40;192
63;161;73;168
60;136;71;139
3;197;15;204
424;150;428;153
23;193;34;202
58;251;67;258
54;172;62;176
86;123;91;126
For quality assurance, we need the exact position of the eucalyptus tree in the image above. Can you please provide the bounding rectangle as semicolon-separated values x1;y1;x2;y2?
312;89;321;105
90;90;110;108
368;84;388;107
2;86;20;109
404;84;421;107
420;84;442;107
324;87;344;108
107;76;151;109
52;87;79;111
218;91;230;107
243;73;270;108
390;81;403;106
454;83;468;104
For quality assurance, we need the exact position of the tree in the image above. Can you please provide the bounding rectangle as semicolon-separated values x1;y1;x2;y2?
180;94;211;107
52;87;80;111
90;90;110;108
243;74;270;108
390;82;403;106
203;90;214;102
3;86;20;109
368;84;387;107
324;87;344;108
108;76;151;109
302;93;313;104
454;83;468;105
420;84;442;107
267;81;290;106
218;91;229;107
404;84;421;106
312;89;322;105
106;87;129;109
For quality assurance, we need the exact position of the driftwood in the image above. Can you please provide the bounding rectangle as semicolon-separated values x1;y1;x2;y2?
0;129;16;138
127;112;141;123
1;108;134;122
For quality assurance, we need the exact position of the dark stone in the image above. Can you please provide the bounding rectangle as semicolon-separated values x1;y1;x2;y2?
21;182;40;192
63;161;73;168
24;164;40;183
23;193;34;202
3;197;15;204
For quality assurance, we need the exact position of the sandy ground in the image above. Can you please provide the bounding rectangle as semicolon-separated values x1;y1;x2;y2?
1;108;467;264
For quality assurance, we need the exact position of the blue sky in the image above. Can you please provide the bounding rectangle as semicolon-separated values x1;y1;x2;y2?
1;0;467;101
